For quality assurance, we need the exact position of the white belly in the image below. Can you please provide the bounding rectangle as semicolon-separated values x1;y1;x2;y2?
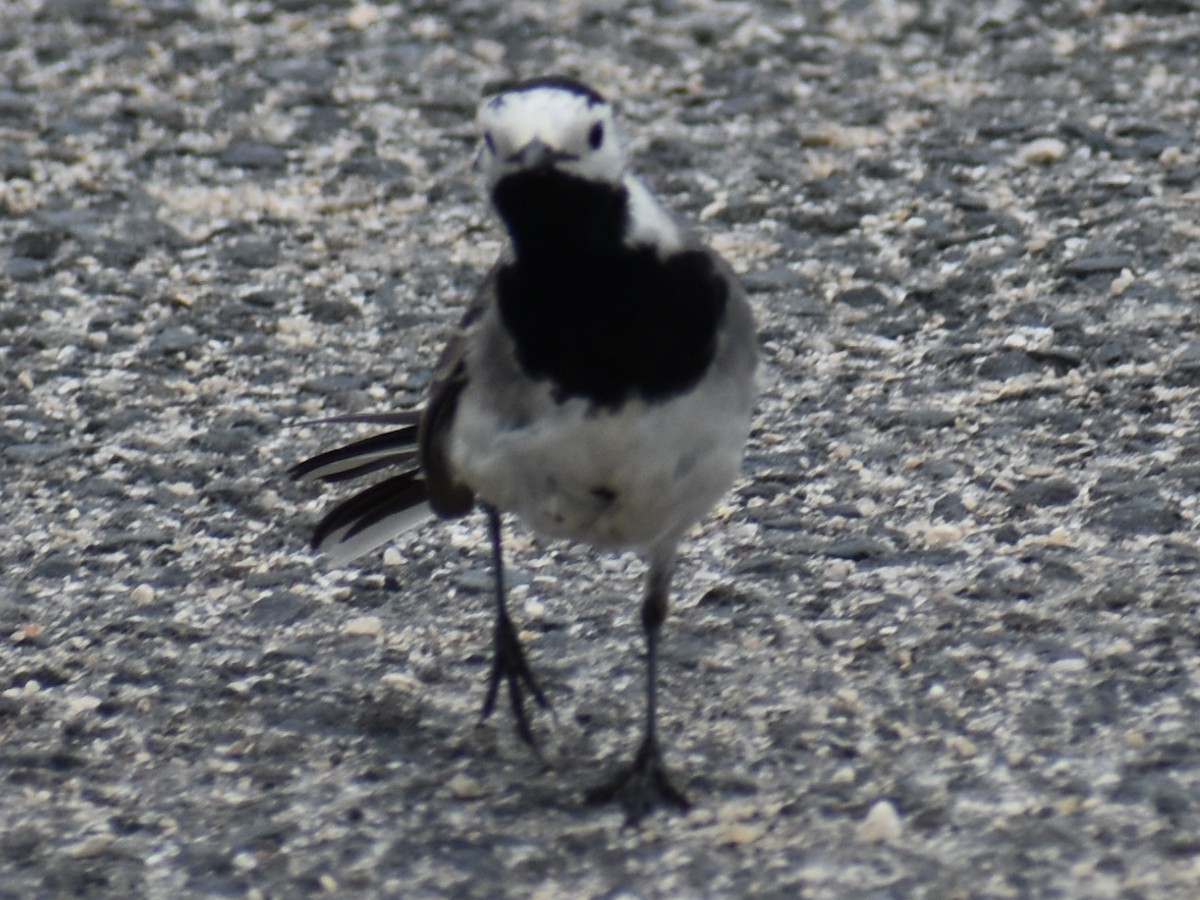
449;380;749;551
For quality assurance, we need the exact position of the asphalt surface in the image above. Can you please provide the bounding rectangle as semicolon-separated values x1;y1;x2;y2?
3;1;1200;897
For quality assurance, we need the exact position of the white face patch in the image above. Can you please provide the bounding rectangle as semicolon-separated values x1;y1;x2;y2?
477;80;682;253
478;83;626;186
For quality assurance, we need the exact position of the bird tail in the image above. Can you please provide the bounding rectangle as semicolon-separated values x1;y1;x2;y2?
289;412;434;564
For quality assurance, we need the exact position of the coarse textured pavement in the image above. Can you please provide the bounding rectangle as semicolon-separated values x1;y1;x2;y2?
3;1;1200;897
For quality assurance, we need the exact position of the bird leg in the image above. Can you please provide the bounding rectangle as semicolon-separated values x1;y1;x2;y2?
479;505;550;746
587;547;691;824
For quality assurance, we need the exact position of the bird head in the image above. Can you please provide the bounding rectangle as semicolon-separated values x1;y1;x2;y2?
477;77;626;188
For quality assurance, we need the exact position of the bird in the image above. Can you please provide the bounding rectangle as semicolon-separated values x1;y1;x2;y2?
290;75;757;823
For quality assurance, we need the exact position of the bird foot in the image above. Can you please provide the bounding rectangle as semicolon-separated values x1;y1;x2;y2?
586;737;690;825
480;613;551;747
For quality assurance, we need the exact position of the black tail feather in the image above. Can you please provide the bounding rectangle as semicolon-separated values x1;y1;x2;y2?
301;411;422;427
311;470;430;551
289;425;419;482
309;452;419;484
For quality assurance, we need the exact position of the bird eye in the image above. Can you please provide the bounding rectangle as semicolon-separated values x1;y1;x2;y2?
588;121;604;150
484;132;497;155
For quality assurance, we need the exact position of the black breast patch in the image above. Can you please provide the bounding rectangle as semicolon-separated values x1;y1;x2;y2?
493;170;728;407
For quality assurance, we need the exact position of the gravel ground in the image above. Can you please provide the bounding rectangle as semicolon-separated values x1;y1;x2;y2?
3;1;1200;897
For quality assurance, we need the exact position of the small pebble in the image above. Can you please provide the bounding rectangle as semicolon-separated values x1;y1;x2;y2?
131;584;155;605
446;774;488;799
345;2;380;29
472;38;506;63
66;834;115;858
857;799;902;844
832;687;861;713
1056;796;1081;815
1021;137;1068;164
343;616;383;637
66;695;102;717
924;522;965;549
950;736;978;759
1110;268;1136;294
380;672;421;693
10;623;44;642
723;821;768;845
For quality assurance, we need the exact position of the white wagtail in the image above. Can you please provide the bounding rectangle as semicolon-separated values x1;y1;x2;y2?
291;76;757;822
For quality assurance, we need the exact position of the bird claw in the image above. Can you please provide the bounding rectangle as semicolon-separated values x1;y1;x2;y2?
480;613;551;746
586;736;690;825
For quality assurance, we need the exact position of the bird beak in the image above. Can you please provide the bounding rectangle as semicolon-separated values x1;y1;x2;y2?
508;138;573;169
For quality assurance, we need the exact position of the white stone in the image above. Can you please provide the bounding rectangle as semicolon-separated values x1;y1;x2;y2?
857;799;902;844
